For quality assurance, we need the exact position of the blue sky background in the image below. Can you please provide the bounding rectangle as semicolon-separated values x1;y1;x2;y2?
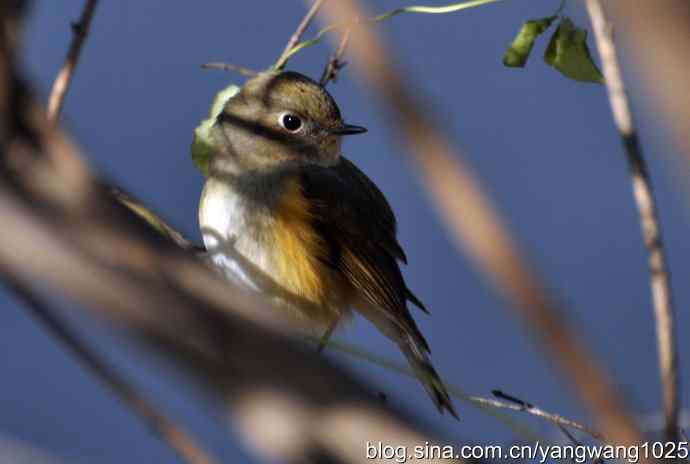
1;1;689;462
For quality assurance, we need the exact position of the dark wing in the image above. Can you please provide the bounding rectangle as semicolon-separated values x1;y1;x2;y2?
331;157;407;263
302;159;458;417
300;157;428;329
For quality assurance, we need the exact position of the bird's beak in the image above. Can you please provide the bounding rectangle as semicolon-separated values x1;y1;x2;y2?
330;124;367;135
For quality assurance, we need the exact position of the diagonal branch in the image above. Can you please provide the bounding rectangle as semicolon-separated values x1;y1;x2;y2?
5;278;217;464
320;27;351;86
488;390;603;441
274;0;327;70
585;0;680;443
47;0;98;121
35;4;218;463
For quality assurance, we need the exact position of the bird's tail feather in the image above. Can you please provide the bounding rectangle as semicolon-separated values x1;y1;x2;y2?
399;334;458;418
356;301;457;418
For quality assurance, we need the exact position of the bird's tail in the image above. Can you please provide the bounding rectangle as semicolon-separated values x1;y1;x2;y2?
398;333;458;419
356;301;457;417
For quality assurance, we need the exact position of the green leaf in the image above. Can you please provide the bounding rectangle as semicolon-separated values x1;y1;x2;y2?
191;84;240;176
503;16;556;68
543;17;604;84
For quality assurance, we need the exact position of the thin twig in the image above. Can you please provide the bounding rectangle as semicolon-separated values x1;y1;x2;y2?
310;335;590;445
319;0;646;452
320;27;351;86
4;278;217;464
200;62;258;78
45;4;219;462
279;0;503;69
274;0;327;70
47;0;98;121
586;0;680;444
488;390;603;441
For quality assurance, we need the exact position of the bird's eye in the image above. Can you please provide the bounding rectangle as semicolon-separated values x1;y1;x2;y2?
280;113;303;132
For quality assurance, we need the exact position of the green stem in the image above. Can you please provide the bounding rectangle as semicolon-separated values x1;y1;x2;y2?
273;0;505;70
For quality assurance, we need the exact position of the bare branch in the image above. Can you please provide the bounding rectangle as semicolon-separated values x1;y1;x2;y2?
318;0;646;451
316;336;587;444
47;0;98;121
280;0;504;74
274;0;327;70
487;390;603;441
586;0;680;443
200;62;258;78
320;27;351;86
111;186;198;250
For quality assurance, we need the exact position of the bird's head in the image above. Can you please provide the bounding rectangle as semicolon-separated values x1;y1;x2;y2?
211;70;366;175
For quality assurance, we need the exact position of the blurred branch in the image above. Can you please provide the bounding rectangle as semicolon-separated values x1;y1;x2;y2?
23;5;218;463
608;1;690;165
274;0;327;70
0;174;461;463
47;0;98;121
318;0;646;451
111;186;198;250
585;0;680;443
5;278;217;464
0;434;66;464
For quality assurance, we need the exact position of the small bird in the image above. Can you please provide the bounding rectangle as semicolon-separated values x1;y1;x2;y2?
198;70;456;417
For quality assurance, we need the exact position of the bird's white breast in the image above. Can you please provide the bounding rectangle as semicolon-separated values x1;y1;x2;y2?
199;177;273;292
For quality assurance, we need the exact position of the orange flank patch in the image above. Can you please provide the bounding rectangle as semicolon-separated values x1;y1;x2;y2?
272;178;330;309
